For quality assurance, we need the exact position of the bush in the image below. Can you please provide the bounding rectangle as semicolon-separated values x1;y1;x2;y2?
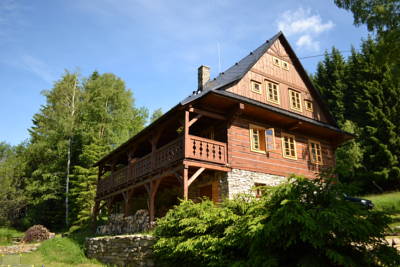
154;175;400;267
22;225;51;243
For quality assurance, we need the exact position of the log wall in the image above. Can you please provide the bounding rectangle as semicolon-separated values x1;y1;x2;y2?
227;117;336;178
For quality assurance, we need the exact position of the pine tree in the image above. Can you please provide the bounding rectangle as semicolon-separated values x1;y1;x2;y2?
346;38;400;190
312;47;347;125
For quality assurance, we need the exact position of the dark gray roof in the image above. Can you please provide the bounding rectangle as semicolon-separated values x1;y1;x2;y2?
181;32;282;105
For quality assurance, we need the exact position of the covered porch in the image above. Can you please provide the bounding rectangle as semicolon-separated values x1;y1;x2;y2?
93;107;231;224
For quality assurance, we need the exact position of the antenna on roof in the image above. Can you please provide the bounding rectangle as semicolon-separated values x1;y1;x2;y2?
217;42;221;73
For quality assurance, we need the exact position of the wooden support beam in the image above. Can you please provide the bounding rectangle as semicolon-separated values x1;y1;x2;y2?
106;197;114;215
288;121;303;131
188;167;205;186
189;107;226;120
183;165;189;200
188;114;203;127
147;178;163;223
227;103;245;127
183;159;231;172
122;189;135;217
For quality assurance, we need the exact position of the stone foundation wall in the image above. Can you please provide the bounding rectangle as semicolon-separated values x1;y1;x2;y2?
222;169;285;199
96;209;150;235
85;234;156;267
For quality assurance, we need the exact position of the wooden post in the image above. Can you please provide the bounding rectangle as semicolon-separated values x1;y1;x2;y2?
146;179;162;223
184;110;189;158
183;165;189;200
106;197;113;215
122;189;134;217
92;200;100;230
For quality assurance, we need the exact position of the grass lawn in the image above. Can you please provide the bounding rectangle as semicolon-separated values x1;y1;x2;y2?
20;236;106;267
0;227;106;267
363;191;400;231
0;227;23;246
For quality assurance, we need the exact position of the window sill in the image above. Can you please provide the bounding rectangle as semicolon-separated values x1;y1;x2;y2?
250;149;266;154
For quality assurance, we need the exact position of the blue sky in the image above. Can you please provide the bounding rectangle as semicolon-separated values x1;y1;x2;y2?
0;0;368;145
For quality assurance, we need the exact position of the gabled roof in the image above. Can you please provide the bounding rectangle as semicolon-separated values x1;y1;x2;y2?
181;32;281;105
94;32;345;167
181;31;338;127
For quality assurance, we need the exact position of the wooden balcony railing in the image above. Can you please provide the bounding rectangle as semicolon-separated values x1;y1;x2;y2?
96;135;227;197
187;135;227;164
154;137;184;169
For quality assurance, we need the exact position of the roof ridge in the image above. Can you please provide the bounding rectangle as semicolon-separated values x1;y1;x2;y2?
180;32;282;105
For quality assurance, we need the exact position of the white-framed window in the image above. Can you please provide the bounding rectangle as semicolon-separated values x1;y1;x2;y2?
272;56;281;67
281;133;297;159
281;60;289;70
266;81;280;104
289;89;302;112
249;124;266;153
309;140;323;164
305;100;313;112
251;80;262;94
249;125;275;153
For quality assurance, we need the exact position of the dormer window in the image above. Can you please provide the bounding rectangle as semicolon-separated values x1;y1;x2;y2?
289;89;302;112
251;80;262;94
266;81;280;104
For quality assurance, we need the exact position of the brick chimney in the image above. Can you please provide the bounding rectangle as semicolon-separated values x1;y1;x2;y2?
198;65;210;91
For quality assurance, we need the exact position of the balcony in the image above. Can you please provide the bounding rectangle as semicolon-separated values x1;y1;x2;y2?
96;135;227;197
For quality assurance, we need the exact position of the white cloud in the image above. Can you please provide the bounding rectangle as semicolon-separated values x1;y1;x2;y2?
296;34;320;51
19;55;55;84
277;8;334;52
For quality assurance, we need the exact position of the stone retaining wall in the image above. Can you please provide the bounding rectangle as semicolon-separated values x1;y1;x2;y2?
96;209;150;236
85;234;156;267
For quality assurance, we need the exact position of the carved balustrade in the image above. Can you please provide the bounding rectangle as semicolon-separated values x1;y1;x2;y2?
96;135;227;197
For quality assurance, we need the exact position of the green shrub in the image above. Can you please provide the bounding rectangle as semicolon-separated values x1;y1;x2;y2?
153;175;400;267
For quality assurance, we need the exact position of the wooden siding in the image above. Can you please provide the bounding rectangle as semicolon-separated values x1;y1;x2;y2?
227;117;335;178
226;38;329;123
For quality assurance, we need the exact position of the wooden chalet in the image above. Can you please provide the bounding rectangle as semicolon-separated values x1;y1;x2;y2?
93;32;353;223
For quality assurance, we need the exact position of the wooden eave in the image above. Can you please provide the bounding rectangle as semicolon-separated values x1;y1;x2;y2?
201;90;354;146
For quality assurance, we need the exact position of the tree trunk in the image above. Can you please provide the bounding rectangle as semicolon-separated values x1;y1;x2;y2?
66;78;77;227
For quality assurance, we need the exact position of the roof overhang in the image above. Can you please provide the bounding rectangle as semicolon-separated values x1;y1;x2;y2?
200;90;354;145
